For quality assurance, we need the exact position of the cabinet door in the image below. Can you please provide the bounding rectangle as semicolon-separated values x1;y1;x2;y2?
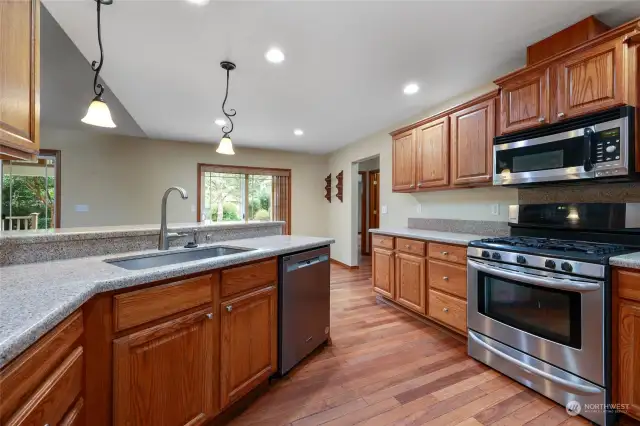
113;307;215;426
392;129;416;191
0;0;39;156
372;248;395;299
220;286;277;408
499;67;549;134
619;300;640;420
451;98;495;185
395;253;426;314
416;117;449;189
555;39;625;121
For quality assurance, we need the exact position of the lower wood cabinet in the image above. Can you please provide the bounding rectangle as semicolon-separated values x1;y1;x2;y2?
113;307;216;426
395;252;426;314
220;285;277;408
372;247;395;299
619;299;640;420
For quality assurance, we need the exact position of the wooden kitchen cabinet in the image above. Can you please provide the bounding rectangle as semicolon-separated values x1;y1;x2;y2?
619;300;640;420
113;307;216;426
554;38;625;120
497;67;550;134
392;129;416;191
0;0;40;160
372;247;395;299
450;98;495;185
395;252;426;314
220;285;277;408
416;116;449;189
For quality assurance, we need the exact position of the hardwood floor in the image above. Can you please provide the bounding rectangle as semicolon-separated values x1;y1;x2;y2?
228;257;591;426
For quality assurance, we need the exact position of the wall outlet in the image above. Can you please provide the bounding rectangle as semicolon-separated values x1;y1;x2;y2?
381;205;388;215
416;204;422;213
75;205;89;212
491;204;500;216
191;205;196;213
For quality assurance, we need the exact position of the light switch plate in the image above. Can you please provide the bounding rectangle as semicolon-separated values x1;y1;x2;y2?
381;205;388;214
75;204;89;212
491;204;500;216
416;204;422;213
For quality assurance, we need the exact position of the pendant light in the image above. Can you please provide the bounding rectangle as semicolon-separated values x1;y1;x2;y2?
81;0;116;128
217;61;237;155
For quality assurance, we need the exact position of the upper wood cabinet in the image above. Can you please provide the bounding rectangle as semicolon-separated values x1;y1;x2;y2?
220;286;277;408
395;252;426;314
554;38;625;120
0;0;40;160
372;247;395;299
392;129;416;191
113;307;215;426
450;98;495;185
498;67;549;134
416;116;449;189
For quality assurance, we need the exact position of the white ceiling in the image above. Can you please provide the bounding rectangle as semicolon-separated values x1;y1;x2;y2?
43;0;640;154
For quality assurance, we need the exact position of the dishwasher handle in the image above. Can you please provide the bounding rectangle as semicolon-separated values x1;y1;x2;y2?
286;254;329;272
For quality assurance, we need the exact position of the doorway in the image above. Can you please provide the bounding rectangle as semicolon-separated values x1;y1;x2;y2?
355;156;380;262
0;149;61;230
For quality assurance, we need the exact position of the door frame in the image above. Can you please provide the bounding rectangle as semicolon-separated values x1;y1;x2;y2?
368;169;380;255
358;171;367;256
40;149;61;228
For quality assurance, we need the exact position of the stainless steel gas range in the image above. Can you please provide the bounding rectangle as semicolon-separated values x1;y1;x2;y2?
467;203;640;426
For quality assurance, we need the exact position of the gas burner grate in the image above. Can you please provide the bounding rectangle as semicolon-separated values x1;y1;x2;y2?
480;237;627;255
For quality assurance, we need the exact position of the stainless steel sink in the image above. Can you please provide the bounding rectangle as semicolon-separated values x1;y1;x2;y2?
105;246;254;270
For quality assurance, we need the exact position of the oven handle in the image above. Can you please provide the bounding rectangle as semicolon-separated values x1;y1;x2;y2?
468;259;601;292
468;331;603;395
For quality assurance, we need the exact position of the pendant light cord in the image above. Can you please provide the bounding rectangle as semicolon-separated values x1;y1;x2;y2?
91;1;105;97
221;68;236;138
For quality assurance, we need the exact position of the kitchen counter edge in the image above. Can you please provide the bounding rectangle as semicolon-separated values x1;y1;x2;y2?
369;227;497;246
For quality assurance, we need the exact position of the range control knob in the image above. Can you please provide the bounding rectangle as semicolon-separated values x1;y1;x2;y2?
545;259;556;269
516;255;527;264
561;262;573;272
481;250;490;258
491;252;501;261
606;145;617;153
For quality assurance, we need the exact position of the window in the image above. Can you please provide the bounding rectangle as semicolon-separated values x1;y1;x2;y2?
0;150;61;230
198;164;291;234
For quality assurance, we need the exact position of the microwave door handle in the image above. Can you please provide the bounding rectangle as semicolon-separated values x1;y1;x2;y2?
467;259;601;292
584;127;594;172
468;331;603;395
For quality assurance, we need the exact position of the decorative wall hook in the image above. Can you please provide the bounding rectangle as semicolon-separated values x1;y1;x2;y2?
324;174;332;202
336;171;343;202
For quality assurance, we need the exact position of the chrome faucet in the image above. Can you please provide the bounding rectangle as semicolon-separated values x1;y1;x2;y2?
158;186;188;250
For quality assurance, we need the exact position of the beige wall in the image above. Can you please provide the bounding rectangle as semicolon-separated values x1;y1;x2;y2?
41;127;330;237
328;84;519;266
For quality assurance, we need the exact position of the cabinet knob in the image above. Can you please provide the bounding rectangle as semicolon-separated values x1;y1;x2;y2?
557;112;565;118
205;313;214;319
405;244;410;249
441;251;449;256
443;308;449;313
226;305;232;312
410;184;415;188
443;276;449;281
417;183;422;187
538;117;545;123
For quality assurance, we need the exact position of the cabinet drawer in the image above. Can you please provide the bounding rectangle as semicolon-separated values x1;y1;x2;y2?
428;243;467;265
428;260;467;299
114;274;214;332
6;347;83;426
372;234;395;249
428;290;467;334
396;238;426;256
60;397;84;426
616;268;640;302
221;258;277;299
0;311;83;423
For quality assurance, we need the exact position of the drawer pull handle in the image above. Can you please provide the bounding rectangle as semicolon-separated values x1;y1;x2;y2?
443;308;449;313
557;112;565;118
443;276;449;281
441;251;449;255
226;305;233;312
206;313;214;319
538;116;545;123
405;245;410;248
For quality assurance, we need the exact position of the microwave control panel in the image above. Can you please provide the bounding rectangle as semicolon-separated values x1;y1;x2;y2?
593;128;621;164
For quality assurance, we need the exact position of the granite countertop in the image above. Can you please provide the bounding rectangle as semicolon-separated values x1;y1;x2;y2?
0;221;284;243
369;227;497;245
0;234;333;368
610;252;640;270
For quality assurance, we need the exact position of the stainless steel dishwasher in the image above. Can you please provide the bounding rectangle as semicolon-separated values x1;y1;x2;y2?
278;246;331;375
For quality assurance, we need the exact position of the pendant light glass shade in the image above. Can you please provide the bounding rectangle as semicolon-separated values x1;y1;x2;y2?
82;96;116;128
216;136;235;155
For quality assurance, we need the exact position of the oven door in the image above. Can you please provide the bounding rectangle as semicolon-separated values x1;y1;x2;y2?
467;258;605;386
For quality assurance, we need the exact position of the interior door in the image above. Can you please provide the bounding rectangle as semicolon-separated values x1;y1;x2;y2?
416;117;449;189
392;130;415;191
499;67;550;134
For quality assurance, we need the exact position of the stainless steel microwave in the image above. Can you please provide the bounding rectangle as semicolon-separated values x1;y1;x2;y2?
493;106;635;186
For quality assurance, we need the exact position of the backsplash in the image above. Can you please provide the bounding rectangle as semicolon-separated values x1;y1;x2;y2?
518;182;640;204
407;218;509;236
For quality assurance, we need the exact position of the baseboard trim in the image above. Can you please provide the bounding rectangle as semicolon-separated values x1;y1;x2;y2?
375;295;467;344
330;259;359;270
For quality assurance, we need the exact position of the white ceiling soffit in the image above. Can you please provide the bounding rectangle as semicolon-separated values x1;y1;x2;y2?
43;0;640;154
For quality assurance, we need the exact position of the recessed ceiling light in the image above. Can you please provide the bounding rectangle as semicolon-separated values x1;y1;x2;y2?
265;48;285;64
403;83;420;95
214;118;226;126
185;0;210;5
293;129;304;136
